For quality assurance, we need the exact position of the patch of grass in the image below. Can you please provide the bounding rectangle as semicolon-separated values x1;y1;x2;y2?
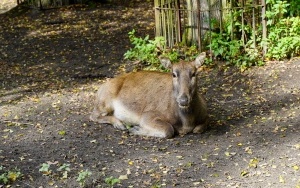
77;169;92;187
39;162;90;186
0;166;22;185
104;176;121;187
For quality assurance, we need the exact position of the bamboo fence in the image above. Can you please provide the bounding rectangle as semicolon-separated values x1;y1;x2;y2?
154;0;267;54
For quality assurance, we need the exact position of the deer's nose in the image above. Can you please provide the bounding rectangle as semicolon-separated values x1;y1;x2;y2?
178;94;189;107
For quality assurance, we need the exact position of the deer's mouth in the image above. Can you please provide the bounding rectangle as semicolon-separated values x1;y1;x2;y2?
178;104;191;112
178;102;190;109
179;105;189;109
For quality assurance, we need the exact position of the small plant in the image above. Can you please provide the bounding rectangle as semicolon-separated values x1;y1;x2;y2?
39;162;72;180
124;29;165;68
104;176;121;187
39;163;52;175
0;166;22;185
150;181;162;188
58;130;66;136
38;163;94;187
57;163;71;179
124;29;202;70
76;169;92;187
265;1;300;60
208;32;241;62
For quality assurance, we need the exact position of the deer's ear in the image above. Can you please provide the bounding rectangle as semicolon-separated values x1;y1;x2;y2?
159;56;172;70
194;52;206;68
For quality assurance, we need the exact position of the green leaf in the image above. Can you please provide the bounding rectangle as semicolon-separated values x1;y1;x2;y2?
39;163;51;173
58;130;66;135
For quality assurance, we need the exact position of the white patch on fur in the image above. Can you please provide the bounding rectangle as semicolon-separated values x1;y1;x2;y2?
113;99;140;125
130;126;168;138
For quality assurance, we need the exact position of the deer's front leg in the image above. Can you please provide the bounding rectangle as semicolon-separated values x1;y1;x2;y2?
193;119;208;133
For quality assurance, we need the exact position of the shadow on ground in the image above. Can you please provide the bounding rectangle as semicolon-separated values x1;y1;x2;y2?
0;1;153;103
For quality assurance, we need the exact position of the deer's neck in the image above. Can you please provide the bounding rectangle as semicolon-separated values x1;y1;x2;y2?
178;94;198;126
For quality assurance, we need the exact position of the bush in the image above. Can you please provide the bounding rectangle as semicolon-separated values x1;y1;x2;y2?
124;30;201;70
124;29;165;68
266;16;300;59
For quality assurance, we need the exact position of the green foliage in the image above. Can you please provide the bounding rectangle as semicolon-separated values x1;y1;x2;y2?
39;163;51;175
38;163;91;186
58;130;66;135
207;13;262;69
150;182;162;188
209;32;241;61
127;0;299;69
57;163;71;179
208;31;263;69
124;29;201;70
289;0;300;16
206;0;299;68
266;0;290;25
76;169;92;187
0;166;22;185
124;29;165;68
104;176;121;187
265;1;300;59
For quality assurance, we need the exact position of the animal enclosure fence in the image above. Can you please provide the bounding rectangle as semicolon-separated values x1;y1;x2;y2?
19;0;83;10
154;0;267;54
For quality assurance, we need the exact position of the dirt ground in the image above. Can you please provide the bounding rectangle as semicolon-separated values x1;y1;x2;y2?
1;1;300;188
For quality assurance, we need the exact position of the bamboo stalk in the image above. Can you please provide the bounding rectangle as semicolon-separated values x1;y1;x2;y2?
252;0;256;48
162;0;167;45
154;0;161;37
165;0;170;47
207;0;212;53
219;0;223;34
175;0;181;43
261;0;267;56
154;0;266;53
241;0;245;47
230;0;233;40
168;0;174;47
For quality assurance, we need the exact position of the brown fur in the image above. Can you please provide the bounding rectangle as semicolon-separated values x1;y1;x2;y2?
90;52;208;138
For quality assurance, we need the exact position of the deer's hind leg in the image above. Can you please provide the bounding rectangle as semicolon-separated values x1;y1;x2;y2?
90;80;127;130
129;111;174;138
90;97;126;130
90;109;126;130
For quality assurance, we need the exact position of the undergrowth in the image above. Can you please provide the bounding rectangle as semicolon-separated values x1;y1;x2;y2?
0;166;22;185
124;0;300;70
124;29;200;70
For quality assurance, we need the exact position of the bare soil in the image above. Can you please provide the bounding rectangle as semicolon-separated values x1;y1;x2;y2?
1;1;300;188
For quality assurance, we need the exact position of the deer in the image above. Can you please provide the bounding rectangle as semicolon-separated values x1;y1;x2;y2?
90;52;208;138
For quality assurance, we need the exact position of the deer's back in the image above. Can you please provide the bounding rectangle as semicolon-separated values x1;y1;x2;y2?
113;71;174;109
99;71;177;124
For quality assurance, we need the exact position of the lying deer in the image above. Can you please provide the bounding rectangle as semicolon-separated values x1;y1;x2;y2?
90;52;208;138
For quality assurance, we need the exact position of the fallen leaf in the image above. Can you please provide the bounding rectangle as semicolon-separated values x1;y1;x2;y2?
293;165;299;171
118;174;128;180
58;130;66;135
245;147;253;154
279;175;285;183
249;158;259;168
225;152;230;157
240;170;249;177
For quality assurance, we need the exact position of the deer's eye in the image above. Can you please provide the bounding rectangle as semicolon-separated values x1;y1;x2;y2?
172;72;177;78
191;72;196;77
